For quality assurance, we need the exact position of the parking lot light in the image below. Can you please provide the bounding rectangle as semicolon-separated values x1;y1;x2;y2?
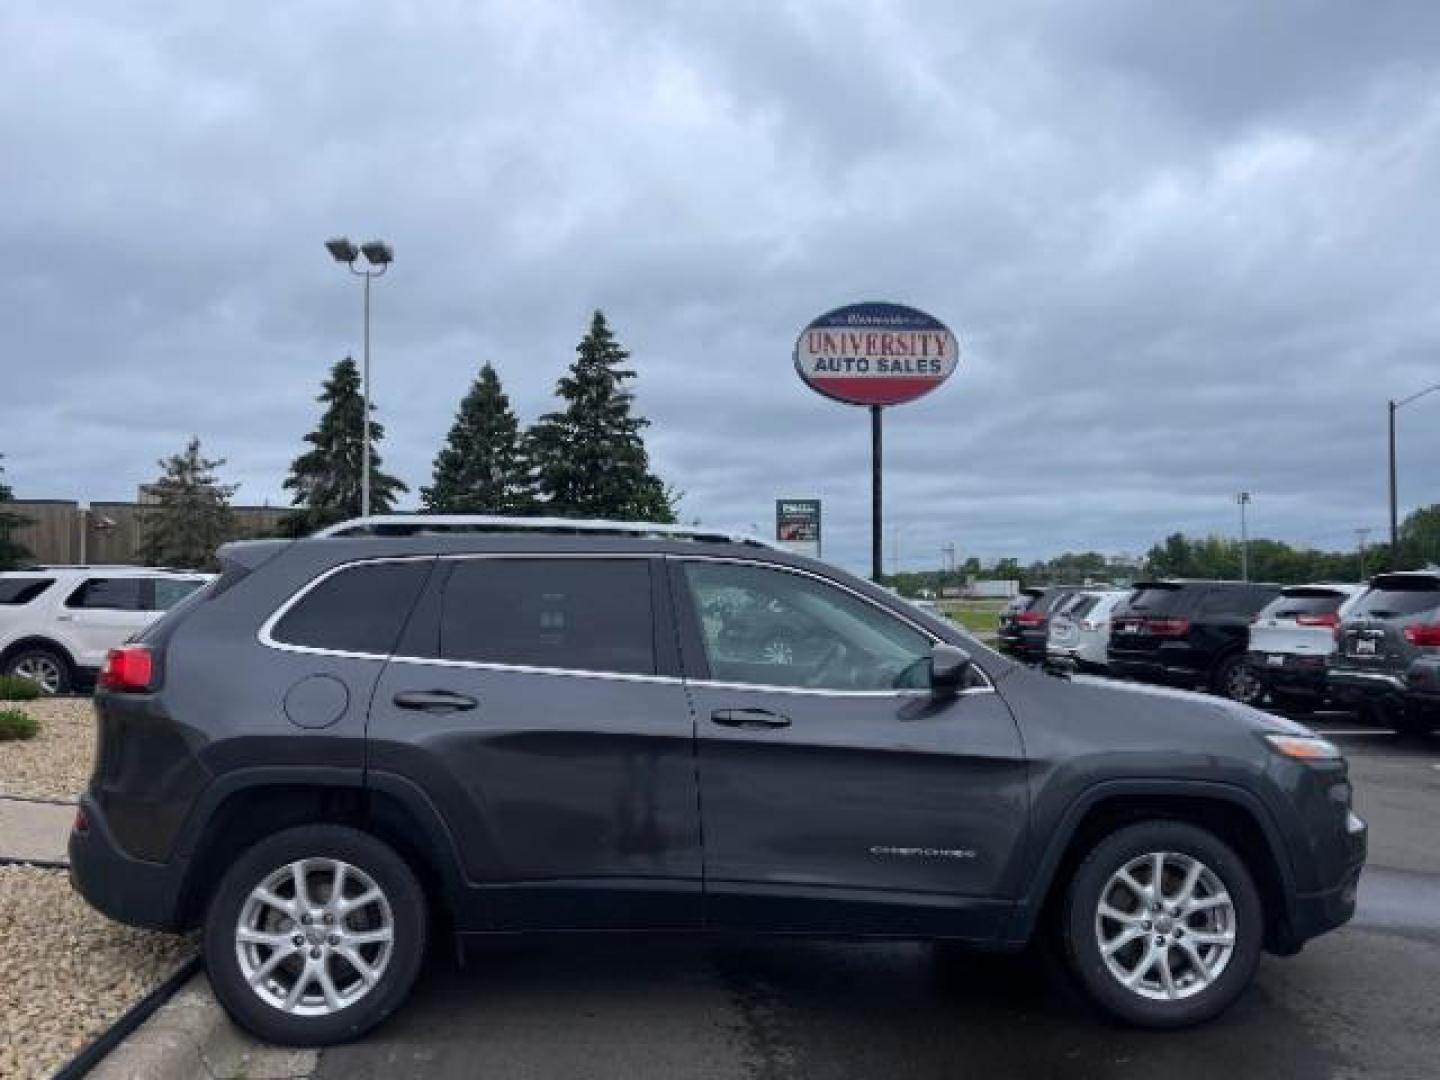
325;236;393;518
1389;383;1440;560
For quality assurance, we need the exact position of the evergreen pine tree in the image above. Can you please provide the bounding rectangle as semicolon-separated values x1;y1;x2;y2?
422;363;535;514
0;454;32;570
528;311;676;522
282;357;407;534
138;438;239;570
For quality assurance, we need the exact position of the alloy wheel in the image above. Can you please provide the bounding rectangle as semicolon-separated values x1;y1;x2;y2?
1094;851;1237;1001
11;655;62;695
235;858;395;1017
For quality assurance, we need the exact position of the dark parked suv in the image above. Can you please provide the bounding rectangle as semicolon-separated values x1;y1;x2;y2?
70;518;1364;1045
996;586;1079;661
1328;570;1440;734
1108;580;1281;701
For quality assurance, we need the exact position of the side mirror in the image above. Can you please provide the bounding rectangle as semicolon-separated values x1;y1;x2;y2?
930;643;973;695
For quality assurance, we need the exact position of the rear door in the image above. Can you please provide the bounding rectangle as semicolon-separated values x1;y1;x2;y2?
674;557;1026;940
366;554;702;932
61;577;151;666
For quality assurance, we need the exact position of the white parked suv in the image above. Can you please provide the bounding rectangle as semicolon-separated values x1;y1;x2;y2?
1045;589;1128;672
1245;583;1365;712
0;566;212;694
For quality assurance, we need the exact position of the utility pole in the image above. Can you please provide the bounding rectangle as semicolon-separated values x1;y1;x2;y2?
1356;528;1371;582
1235;492;1252;581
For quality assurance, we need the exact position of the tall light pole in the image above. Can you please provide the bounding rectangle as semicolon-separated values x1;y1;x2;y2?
1389;382;1440;563
326;237;393;518
1235;492;1251;581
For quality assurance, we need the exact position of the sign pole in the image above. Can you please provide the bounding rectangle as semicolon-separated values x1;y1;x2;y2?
871;404;883;582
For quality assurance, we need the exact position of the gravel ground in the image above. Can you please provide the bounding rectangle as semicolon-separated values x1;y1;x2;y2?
0;866;195;1080
0;699;94;802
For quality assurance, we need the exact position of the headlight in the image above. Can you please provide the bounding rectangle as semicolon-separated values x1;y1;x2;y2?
1264;733;1342;761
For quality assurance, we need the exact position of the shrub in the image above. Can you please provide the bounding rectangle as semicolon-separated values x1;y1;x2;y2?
0;675;40;702
0;709;37;741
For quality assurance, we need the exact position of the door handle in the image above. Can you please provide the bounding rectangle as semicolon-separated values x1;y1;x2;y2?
392;690;478;713
711;708;791;729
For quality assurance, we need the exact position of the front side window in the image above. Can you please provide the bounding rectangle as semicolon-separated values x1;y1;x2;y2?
152;578;206;611
682;561;933;692
66;578;145;611
439;558;656;676
271;561;432;655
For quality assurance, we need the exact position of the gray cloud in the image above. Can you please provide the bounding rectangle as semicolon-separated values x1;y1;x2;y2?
2;0;1438;575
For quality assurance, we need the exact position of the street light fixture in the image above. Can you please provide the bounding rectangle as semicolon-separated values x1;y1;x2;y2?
1235;492;1252;582
325;235;393;518
1388;382;1440;561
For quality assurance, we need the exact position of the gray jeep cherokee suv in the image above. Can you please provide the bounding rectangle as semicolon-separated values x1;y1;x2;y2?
70;516;1366;1046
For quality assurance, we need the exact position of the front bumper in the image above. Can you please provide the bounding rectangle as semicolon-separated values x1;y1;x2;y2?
68;793;189;932
1276;809;1367;952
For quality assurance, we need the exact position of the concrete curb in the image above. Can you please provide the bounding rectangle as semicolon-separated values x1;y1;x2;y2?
88;974;318;1080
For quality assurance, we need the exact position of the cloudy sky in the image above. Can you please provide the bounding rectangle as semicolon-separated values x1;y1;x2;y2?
3;1;1440;574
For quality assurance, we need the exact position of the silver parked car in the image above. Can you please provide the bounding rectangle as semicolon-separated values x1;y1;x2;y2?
1245;584;1364;712
1046;590;1128;672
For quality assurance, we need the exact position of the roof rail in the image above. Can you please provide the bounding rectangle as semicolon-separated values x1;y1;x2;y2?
311;514;777;549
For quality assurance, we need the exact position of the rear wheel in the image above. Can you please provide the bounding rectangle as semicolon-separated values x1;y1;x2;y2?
203;825;428;1046
1212;654;1261;704
1061;820;1262;1028
3;647;71;695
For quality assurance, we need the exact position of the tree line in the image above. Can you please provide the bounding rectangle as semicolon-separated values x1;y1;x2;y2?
0;310;674;570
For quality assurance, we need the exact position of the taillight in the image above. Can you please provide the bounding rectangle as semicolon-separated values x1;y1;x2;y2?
1016;611;1045;625
1296;612;1341;628
1403;623;1440;647
99;645;154;692
1147;617;1190;637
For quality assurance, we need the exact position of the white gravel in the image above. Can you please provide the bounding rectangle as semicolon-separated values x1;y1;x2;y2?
0;699;94;802
0;866;195;1080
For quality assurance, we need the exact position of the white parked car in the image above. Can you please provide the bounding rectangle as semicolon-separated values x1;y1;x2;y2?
0;566;212;694
1046;589;1129;672
1246;583;1365;712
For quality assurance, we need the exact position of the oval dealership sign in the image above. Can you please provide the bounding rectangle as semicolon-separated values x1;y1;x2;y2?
794;301;958;407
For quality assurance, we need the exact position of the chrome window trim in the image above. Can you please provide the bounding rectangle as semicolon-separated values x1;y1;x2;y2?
670;554;996;696
257;550;996;698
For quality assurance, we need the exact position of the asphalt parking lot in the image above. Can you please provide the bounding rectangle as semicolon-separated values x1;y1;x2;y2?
313;716;1440;1080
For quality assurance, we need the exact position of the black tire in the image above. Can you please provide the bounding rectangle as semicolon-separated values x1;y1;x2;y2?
1211;654;1260;704
203;824;428;1046
1061;820;1263;1028
1267;690;1315;715
3;646;72;695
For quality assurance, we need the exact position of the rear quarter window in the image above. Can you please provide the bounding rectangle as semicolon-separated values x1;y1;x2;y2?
269;561;433;655
0;578;54;605
1122;586;1187;615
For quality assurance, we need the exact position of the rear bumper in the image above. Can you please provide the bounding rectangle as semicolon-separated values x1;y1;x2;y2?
1327;668;1407;705
68;794;189;932
998;628;1047;659
1246;652;1329;695
1107;652;1205;687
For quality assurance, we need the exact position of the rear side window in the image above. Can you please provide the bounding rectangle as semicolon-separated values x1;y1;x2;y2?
0;578;54;605
66;578;145;611
1350;581;1440;619
271;561;432;655
439;558;655;676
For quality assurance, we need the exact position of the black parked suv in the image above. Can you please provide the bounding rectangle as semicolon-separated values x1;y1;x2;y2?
70;518;1364;1045
995;586;1079;661
1328;570;1440;734
1108;580;1282;701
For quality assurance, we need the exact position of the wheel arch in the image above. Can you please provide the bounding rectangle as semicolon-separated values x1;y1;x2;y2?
174;770;471;932
0;635;78;673
1009;780;1297;952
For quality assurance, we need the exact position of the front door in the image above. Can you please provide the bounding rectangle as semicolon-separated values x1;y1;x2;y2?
367;554;702;932
673;558;1027;939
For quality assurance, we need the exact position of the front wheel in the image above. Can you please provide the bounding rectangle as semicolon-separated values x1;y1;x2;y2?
203;825;428;1046
1061;820;1263;1028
